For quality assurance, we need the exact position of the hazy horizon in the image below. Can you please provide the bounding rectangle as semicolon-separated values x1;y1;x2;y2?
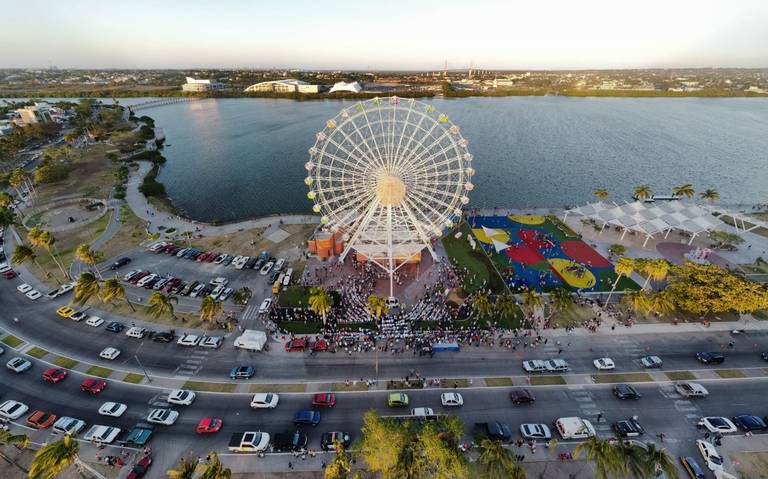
2;0;767;70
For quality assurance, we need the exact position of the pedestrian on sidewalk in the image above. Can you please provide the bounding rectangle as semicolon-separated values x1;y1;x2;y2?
288;461;293;469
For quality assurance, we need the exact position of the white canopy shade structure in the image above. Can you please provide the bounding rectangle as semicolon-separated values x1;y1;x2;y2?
565;200;724;247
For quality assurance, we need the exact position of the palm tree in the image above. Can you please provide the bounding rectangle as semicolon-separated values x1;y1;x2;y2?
28;227;68;279
495;291;518;325
8;168;27;202
634;184;653;200
29;435;106;479
199;451;231;479
231;286;252;306
167;456;199;479
641;259;670;289
101;276;135;312
366;294;389;325
616;441;647;479
74;243;104;279
649;290;676;317
672;183;695;199
199;295;223;322
549;287;574;315
573;436;624;479
11;244;56;281
0;429;29;474
521;289;543;314
477;439;526;479
592;188;609;201
0;191;13;208
700;188;719;204
0;206;17;229
606;257;635;304
74;272;100;306
473;292;494;322
643;443;679;479
148;292;178;320
308;286;334;325
622;289;651;316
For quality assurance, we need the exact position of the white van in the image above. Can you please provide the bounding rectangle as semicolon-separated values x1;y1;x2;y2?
234;330;267;351
282;268;293;286
83;425;121;444
522;360;548;373
554;417;596;439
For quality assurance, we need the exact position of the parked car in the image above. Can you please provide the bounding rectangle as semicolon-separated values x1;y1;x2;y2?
440;392;464;407
545;359;569;372
250;393;279;409
53;416;86;435
0;400;29;420
285;338;308;352
56;306;75;318
293;410;321;426
83;425;121;444
200;336;223;349
613;384;641;400
258;298;272;314
696;352;725;365
69;310;87;321
519;423;552;440
230;366;255;379
177;333;201;346
612;417;644;437
42;367;68;383
680;456;707;479
321;431;352;451
152;330;176;343
81;377;107;394
126;327;147;339
388;393;409;407
273;430;308;452
732;415;768;432
697;417;737;434
26;410;57;429
110;257;131;270
473;421;513;442
509;388;535;404
311;393;336;408
695;440;724;472
85;316;104;327
105;321;125;333
126;455;152;479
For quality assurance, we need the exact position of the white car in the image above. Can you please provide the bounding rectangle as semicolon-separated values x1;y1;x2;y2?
16;283;33;294
123;270;142;281
98;402;127;417
696;439;724;472
593;357;615;370
235;256;249;270
210;284;225;299
0;264;10;274
200;336;223;349
522;359;548;373
258;298;272;314
83;425;121;444
545;359;569;372
6;357;32;373
411;407;435;418
218;287;233;301
0;400;29;420
231;255;243;267
211;277;228;287
58;282;75;295
520;423;552;440
99;347;121;360
259;262;274;275
640;355;663;368
177;333;201;347
148;242;168;252
168;389;196;406
136;273;158;287
85;316;104;327
440;392;464;407
675;382;709;398
147;408;179;425
25;289;42;300
69;311;87;321
189;283;205;297
698;417;738;434
250;393;280;409
126;327;147;339
53;416;87;435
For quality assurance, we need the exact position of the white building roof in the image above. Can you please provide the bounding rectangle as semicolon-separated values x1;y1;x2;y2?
329;81;362;93
244;79;311;91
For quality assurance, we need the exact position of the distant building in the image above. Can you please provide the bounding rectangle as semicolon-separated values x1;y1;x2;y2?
182;77;224;92
14;102;52;125
244;79;325;94
329;81;362;93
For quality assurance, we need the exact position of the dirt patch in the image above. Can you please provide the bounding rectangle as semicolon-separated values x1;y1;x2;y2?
191;223;314;258
731;451;768;478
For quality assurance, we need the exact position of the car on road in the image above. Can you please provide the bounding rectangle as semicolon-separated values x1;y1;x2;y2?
675;382;709;398
177;333;201;347
218;287;233;301
593;357;615;370
17;283;32;294
110;257;131;270
321;431;352;451
230;366;255;379
0;400;29;420
258;298;272;314
85;316;104;327
696;439;724;472
152;330;176;343
545;359;569;372
147;408;179;425
612;417;644;437
126;327;147;339
554;417;596;439
99;347;121;360
440;392;464;407
53;417;86;435
81;377;107;394
99;402;127;417
732;415;768;432
696;352;725;365
56;306;75;318
697;417;737;434
250;393;279;409
519;423;552;440
196;417;223;434
69;311;87;321
273;430;308;452
311;393;336;408
680;456;707;479
762;352;768;361
522;359;547;373
6;356;32;373
285;338;308;352
126;455;152;479
388;393;409;407
294;410;321;426
473;421;513;442
83;425;121;444
613;384;641;400
26;410;57;429
25;289;42;300
509;388;535;405
200;336;223;349
105;321;125;333
42;367;68;383
168;389;196;406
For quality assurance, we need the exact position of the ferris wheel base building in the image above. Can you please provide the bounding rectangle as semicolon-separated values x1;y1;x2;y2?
307;229;421;265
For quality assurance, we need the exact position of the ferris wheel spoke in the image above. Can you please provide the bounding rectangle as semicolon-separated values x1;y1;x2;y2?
405;130;458;172
407;187;457;221
360;110;387;171
315;151;373;180
392;113;435;171
393;106;414;170
348;115;388;172
331;121;382;171
400;201;438;260
320;138;376;176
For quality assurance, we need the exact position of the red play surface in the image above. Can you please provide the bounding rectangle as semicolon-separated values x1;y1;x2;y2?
561;240;611;268
505;243;545;264
517;229;555;250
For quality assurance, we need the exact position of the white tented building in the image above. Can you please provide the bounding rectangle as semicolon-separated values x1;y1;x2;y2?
329;81;363;93
244;79;325;94
182;77;224;92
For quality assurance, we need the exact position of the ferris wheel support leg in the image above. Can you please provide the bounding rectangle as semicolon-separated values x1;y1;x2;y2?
338;199;380;262
387;205;395;299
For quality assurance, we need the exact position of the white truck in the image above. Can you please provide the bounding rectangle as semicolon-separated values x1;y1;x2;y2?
228;431;271;452
234;330;268;351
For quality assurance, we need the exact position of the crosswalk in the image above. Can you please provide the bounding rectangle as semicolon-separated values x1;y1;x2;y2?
566;386;613;437
613;336;647;359
173;349;210;377
242;304;258;321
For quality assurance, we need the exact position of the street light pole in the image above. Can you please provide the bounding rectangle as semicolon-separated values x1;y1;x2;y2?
134;355;152;383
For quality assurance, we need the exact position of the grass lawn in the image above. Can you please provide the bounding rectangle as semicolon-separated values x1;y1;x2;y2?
666;371;696;381
715;369;746;379
249;384;307;393
183;381;236;393
1;335;24;348
592;373;653;383
99;205;147;260
26;347;50;359
444;379;471;387
442;222;506;293
36;142;122;203
53;356;79;369
122;373;145;384
529;375;566;386
86;366;113;378
89;298;206;329
331;382;370;392
278;285;311;308
549;305;594;328
277;321;322;334
717;214;768;239
485;377;513;387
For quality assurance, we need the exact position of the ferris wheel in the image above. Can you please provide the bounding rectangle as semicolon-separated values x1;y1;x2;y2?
305;96;475;296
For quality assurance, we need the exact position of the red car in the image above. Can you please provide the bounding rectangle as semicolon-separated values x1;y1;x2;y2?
196;417;223;434
127;455;152;479
42;367;68;383
311;392;336;408
129;271;149;284
310;339;329;352
81;377;107;394
3;270;17;279
285;338;308;352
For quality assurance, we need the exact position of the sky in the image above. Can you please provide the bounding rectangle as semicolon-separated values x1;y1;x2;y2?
2;0;767;70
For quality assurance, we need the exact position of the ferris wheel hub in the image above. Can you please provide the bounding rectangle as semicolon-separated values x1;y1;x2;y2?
376;174;406;206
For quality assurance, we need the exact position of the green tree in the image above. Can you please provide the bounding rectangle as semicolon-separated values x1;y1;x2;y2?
358;410;409;479
477;439;526;479
101;276;135;311
521;289;543;314
325;440;352;479
74;271;100;305
592;188;609;200
642;443;679;479
199;451;231;479
622;289;651;316
649;290;676;316
232;286;252;306
74;243;104;279
473;292;494;322
633;184;653;200
0;429;29;474
366;294;389;325
166;455;199;479
495;291;518;325
606;257;635;304
148;292;178;320
309;286;334;325
641;258;670;289
28;228;69;279
199;295;223;322
573;436;625;479
549;287;574;315
0;206;17;229
700;188;719;203
672;183;695;199
29;435;105;479
0;191;13;208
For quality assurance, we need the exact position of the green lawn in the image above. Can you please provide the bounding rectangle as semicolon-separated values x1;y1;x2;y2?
529;376;566;386
715;369;746;379
250;384;307;393
183;381;236;393
122;373;145;384
484;377;513;387
85;366;113;378
666;371;696;381
26;347;50;359
1;335;24;348
331;382;370;392
592;373;653;383
278;285;311;307
442;222;506;293
53;356;78;369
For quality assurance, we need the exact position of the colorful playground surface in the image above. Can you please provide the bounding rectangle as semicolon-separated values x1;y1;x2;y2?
468;215;638;293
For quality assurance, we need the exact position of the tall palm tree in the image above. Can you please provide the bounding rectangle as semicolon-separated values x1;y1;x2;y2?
672;183;695;199
8;168;27;202
477;439;526;479
473;292;494;322
0;429;29;474
0;191;13;208
74;272;100;306
167;455;199;479
549;287;574;315
148;292;178;320
700;188;719;204
74;243;104;279
643;443;679;479
641;259;670;289
573;437;624;479
616;441;647;479
606;257;635;304
28;227;68;280
521;289;543;314
495;291;518;324
366;294;389;325
199;451;231;479
199;295;223;322
308;286;334;325
101;276;135;311
634;184;653;200
649;290;676;317
622;289;651;316
11;244;57;281
0;206;17;229
231;286;252;306
592;188;609;201
29;434;106;479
